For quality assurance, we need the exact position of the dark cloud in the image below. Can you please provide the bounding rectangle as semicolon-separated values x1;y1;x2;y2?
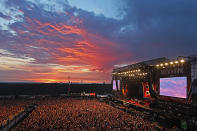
120;0;197;60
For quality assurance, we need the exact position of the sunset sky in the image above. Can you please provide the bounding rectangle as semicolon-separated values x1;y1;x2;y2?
0;0;197;83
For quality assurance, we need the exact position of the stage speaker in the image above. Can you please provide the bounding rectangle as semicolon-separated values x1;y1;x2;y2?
146;91;150;95
146;85;149;89
192;93;197;107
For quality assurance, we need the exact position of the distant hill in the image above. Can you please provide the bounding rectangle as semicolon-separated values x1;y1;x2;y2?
0;83;112;96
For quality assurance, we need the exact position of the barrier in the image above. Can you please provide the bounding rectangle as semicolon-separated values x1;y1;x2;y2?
1;104;36;131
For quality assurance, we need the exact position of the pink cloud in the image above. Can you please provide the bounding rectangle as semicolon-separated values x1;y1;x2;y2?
5;15;131;83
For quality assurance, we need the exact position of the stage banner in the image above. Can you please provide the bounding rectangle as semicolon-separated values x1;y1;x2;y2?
142;82;150;98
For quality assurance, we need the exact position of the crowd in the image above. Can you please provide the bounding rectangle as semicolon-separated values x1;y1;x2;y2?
0;99;28;126
13;98;164;130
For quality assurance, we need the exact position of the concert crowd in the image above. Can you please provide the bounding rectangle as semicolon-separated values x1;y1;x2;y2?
13;98;164;130
0;100;27;126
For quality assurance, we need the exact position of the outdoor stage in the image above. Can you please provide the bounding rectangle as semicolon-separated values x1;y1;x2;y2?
112;55;197;104
111;55;197;129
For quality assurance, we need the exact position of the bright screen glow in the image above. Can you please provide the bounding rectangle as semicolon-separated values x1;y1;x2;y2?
117;80;120;90
113;80;117;91
160;77;187;98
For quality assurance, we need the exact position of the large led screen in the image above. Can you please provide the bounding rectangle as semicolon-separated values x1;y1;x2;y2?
160;77;187;98
113;80;117;91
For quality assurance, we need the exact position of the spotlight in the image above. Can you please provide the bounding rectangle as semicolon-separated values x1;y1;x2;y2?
156;64;159;67
170;62;173;65
180;59;185;63
165;63;168;66
160;63;164;66
175;61;179;64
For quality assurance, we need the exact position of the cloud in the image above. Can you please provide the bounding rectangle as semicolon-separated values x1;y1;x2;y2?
68;0;126;20
0;0;197;83
0;0;24;35
0;49;35;70
0;48;110;83
117;0;197;60
26;0;69;13
14;15;126;71
0;0;130;82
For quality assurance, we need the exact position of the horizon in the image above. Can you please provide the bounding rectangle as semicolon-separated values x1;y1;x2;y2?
0;81;111;84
